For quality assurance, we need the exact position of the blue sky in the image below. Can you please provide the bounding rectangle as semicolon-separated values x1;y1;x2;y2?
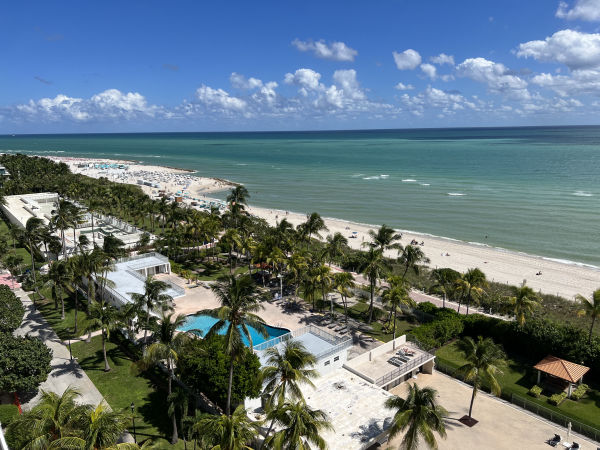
2;0;600;132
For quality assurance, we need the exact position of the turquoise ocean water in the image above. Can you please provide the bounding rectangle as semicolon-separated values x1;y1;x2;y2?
0;127;598;266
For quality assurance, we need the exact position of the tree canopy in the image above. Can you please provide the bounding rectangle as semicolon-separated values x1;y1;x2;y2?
0;285;25;333
0;333;52;393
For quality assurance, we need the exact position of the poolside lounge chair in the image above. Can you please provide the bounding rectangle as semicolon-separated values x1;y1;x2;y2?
570;443;579;449
388;357;402;367
547;434;561;447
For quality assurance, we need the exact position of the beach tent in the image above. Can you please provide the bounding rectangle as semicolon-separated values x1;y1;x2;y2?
533;355;589;397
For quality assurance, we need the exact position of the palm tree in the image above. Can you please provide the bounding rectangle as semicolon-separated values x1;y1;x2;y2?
385;383;447;450
168;388;190;449
455;268;486;315
23;217;45;291
323;232;348;265
399;245;430;282
382;276;415;340
366;224;403;254
333;271;355;324
227;185;250;228
6;387;87;448
86;302;120;371
51;199;73;259
315;264;333;314
361;248;387;323
301;212;328;249
429;268;461;309
192;405;260;450
130;276;174;350
265;401;333;450
46;259;71;320
457;336;505;419
52;401;130;450
509;283;540;327
200;275;267;415
138;313;191;444
260;340;318;447
576;288;600;344
300;269;319;312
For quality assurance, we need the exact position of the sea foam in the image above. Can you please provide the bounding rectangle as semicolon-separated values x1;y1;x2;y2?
447;192;466;196
573;191;593;197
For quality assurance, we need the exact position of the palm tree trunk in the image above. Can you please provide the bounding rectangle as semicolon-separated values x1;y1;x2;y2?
393;306;397;340
144;311;150;351
74;289;79;334
342;295;348;323
73;228;77;255
60;288;65;320
102;329;111;371
169;363;179;444
91;213;95;246
589;316;596;344
226;358;234;416
260;419;277;450
368;280;375;323
468;386;478;418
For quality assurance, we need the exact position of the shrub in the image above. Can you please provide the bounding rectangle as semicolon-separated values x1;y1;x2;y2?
410;315;464;350
548;392;567;406
0;404;19;425
571;383;589;401
177;335;261;411
528;385;542;398
0;285;25;333
0;333;53;393
416;302;438;315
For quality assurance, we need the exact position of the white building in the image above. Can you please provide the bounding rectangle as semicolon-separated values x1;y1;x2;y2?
95;253;185;309
1;192;59;228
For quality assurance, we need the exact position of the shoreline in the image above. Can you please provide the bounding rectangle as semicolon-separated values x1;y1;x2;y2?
35;154;600;299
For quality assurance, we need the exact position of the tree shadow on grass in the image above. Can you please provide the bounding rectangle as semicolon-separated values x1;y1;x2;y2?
135;377;175;439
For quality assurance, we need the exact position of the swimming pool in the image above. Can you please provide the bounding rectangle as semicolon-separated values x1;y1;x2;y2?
178;314;290;346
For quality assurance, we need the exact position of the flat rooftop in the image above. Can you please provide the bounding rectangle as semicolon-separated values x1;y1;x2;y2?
303;368;393;449
105;255;184;306
1;192;58;227
345;339;435;387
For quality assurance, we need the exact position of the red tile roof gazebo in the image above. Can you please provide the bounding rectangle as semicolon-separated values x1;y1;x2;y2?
533;355;589;396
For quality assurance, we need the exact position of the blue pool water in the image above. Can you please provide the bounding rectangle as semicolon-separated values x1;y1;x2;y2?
178;314;289;346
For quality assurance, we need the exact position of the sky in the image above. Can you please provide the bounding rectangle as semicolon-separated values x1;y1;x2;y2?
2;0;600;133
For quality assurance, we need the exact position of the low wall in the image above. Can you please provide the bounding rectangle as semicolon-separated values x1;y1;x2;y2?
344;335;407;369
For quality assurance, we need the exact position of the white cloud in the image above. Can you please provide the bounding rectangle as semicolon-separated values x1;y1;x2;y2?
13;89;160;122
393;49;422;70
284;68;323;95
332;69;366;100
457;57;530;99
400;86;479;116
517;30;600;70
395;82;414;90
230;72;263;90
420;63;437;79
196;85;247;112
531;69;600;96
430;53;455;66
292;39;358;62
556;0;600;21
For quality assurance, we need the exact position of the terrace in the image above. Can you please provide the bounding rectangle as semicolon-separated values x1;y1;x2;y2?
343;335;435;390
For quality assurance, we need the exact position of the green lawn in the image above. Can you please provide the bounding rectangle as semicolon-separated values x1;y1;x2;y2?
71;336;186;449
29;288;95;339
0;217;32;264
435;340;600;429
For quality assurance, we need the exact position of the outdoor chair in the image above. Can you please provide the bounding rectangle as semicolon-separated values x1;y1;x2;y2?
546;434;561;447
570;443;579;449
388;357;402;367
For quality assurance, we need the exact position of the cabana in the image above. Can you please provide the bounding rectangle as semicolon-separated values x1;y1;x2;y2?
533;355;589;397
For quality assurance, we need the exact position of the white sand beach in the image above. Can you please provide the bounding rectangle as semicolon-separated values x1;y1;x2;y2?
52;156;599;300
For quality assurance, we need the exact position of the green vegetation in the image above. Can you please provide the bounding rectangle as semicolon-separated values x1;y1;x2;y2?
528;385;542;398
70;335;176;443
549;392;567;406
571;383;589;401
0;404;19;426
29;288;94;339
0;285;24;333
0;333;52;393
436;340;600;428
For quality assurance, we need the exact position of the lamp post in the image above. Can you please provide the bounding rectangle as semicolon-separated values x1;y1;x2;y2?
130;402;137;443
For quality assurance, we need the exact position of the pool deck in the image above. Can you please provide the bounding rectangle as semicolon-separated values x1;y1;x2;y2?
171;277;318;332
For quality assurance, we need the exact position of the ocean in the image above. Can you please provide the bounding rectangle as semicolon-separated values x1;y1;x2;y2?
0;127;598;266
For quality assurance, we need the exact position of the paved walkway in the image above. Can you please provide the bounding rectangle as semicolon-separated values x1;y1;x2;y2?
388;372;599;449
13;288;106;410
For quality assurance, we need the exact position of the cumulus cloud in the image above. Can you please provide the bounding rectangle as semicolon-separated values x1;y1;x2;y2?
393;49;422;70
556;0;600;21
13;89;161;122
400;86;478;117
420;63;437;79
517;29;600;70
292;39;358;61
196;85;247;113
230;72;264;90
395;82;414;90
457;57;530;99
531;69;600;96
430;53;455;66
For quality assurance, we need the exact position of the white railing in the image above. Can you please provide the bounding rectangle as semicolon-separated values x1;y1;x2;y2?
375;353;435;387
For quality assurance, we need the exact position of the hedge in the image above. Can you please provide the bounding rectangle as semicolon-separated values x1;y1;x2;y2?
571;383;589;401
549;392;567;406
0;285;25;333
528;385;542;398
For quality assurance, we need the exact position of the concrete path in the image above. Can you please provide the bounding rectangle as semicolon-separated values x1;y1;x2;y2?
13;288;106;410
